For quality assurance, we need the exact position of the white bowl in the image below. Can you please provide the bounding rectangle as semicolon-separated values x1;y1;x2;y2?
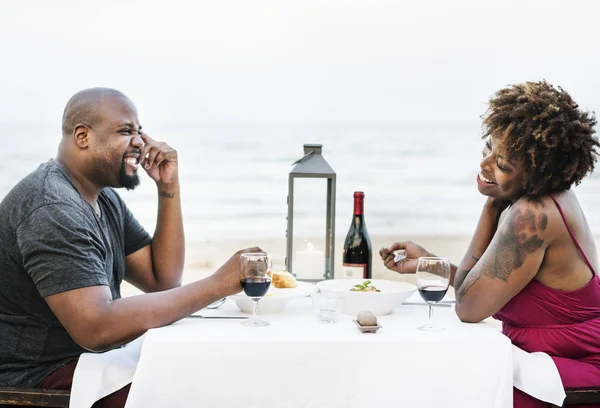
316;279;417;316
231;281;317;314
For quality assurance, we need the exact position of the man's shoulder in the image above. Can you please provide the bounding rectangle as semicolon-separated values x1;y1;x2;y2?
0;160;89;225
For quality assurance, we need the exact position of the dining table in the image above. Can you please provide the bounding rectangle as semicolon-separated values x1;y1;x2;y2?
121;292;513;408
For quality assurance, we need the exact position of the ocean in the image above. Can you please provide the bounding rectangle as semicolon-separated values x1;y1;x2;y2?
2;122;600;245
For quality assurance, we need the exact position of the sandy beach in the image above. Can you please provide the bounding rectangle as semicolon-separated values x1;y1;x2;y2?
122;234;600;298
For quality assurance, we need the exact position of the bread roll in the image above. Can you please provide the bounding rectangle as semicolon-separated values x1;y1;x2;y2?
271;271;297;288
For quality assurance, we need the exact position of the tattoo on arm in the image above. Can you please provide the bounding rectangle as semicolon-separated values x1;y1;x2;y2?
457;273;481;302
159;192;175;199
454;255;480;298
457;201;548;302
484;205;546;282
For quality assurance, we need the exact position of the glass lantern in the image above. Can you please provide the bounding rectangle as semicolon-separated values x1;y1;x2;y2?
286;144;336;282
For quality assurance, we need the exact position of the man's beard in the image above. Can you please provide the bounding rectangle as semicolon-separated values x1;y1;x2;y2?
118;160;140;190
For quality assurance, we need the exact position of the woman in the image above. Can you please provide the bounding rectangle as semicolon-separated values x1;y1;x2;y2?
380;81;600;407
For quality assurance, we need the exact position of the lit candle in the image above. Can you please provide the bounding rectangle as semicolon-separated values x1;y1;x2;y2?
294;242;325;280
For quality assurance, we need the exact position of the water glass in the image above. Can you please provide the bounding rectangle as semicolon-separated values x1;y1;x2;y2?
311;292;343;323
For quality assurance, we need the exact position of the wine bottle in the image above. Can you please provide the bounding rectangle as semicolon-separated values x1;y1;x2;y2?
342;191;372;279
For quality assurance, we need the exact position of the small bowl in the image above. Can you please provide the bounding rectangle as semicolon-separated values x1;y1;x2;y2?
353;320;382;333
317;279;417;316
231;281;317;314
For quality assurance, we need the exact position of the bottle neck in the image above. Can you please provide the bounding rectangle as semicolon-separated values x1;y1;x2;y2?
353;196;364;216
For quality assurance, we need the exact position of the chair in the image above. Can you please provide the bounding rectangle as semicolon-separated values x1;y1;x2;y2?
0;387;69;407
550;387;600;407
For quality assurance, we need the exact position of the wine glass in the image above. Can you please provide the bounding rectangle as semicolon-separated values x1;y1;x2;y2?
416;257;451;331
240;252;271;327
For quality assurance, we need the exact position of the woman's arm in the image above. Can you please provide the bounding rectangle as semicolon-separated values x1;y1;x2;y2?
379;199;508;286
453;198;509;291
454;198;551;322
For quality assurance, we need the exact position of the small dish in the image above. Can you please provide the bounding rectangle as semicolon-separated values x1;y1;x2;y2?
231;281;317;313
353;319;382;333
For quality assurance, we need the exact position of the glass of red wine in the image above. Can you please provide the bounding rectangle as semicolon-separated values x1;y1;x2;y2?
416;257;451;331
240;252;271;327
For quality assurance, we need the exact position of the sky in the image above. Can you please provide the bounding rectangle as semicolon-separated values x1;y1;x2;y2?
1;0;599;125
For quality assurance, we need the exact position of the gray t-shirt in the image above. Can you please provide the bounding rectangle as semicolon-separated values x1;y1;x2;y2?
0;160;152;387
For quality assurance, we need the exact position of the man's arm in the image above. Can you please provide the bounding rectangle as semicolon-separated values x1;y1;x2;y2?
46;277;219;351
125;133;184;292
45;247;259;352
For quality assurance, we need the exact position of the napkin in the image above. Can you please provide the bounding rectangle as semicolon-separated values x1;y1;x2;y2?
512;345;566;406
69;335;144;408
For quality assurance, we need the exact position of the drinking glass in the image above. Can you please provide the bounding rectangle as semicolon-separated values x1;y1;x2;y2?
416;257;451;331
311;292;343;323
240;252;271;327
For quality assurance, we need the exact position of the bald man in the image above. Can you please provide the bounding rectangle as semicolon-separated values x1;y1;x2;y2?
0;88;259;406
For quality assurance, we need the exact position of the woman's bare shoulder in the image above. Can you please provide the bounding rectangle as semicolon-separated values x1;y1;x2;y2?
508;194;569;243
523;191;595;245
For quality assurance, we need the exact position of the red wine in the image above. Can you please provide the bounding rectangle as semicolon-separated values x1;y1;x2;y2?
342;192;372;279
240;278;271;298
418;285;448;303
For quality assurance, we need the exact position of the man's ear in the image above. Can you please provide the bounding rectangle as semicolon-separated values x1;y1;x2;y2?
73;124;90;148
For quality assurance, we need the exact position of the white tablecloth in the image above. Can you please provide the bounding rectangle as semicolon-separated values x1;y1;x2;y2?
124;295;513;408
70;335;144;408
512;345;566;405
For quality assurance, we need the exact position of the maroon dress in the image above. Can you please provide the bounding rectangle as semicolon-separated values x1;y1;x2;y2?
494;196;600;407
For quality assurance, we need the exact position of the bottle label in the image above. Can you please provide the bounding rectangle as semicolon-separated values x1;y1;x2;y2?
342;263;367;279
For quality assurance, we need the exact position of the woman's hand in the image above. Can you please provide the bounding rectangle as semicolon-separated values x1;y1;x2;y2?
379;241;434;274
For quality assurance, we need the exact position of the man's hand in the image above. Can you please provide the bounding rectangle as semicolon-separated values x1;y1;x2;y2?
379;241;433;274
140;133;178;186
212;247;264;296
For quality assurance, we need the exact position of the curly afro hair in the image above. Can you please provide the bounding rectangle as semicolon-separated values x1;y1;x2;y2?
481;80;598;197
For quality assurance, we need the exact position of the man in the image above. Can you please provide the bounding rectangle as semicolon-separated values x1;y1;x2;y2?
0;88;258;406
